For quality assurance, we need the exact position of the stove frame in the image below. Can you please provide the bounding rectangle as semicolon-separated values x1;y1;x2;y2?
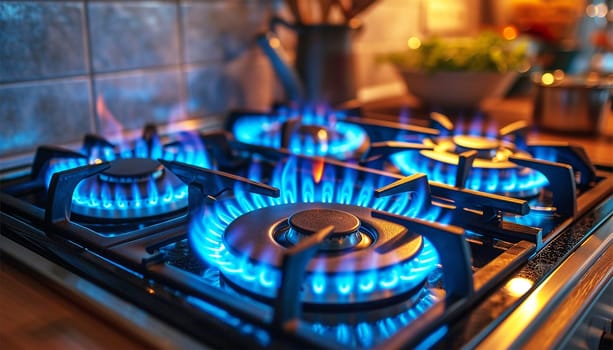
1;118;612;349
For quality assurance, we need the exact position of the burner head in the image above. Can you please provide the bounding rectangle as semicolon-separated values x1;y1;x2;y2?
190;156;441;310
288;208;362;250
391;134;549;197
230;108;369;160
293;124;338;141
197;202;437;307
452;135;501;159
99;158;164;183
44;128;212;221
71;158;187;220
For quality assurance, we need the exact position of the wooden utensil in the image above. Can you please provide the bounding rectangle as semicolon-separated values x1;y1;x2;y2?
286;0;302;23
348;0;378;19
319;0;333;22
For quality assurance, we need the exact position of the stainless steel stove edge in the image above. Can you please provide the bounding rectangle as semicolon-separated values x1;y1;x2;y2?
476;212;613;349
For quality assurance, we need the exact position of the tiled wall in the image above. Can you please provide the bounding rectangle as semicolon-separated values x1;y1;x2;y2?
0;0;276;159
0;0;430;161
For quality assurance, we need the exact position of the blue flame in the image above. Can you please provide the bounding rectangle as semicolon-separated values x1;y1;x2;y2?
232;107;368;159
308;290;447;348
191;157;446;304
45;132;211;217
390;150;549;196
531;147;558;163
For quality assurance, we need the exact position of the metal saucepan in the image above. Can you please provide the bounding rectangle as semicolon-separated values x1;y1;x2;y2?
532;73;612;135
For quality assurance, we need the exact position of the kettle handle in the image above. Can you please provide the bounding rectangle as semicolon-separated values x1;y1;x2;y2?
270;16;298;32
256;17;304;103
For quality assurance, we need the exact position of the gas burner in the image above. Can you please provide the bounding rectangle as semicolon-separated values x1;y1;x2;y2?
390;114;549;197
219;202;436;306
229;106;369;160
190;156;442;309
285;207;366;251
44;125;211;220
72;157;186;219
99;158;164;183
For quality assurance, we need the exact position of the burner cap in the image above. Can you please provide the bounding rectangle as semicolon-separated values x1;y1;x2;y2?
453;135;500;158
213;203;435;306
288;208;362;250
289;208;360;237
99;158;163;183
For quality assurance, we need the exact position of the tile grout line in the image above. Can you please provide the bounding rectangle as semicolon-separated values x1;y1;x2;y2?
176;0;189;118
83;0;98;135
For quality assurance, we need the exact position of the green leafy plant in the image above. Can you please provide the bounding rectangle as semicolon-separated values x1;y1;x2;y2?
383;31;529;73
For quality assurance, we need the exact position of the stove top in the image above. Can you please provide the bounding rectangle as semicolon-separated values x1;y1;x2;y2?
1;109;612;349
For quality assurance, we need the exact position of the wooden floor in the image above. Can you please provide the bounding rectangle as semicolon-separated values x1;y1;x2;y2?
0;259;153;350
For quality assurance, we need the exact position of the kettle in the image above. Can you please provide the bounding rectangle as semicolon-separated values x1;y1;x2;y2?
257;17;362;106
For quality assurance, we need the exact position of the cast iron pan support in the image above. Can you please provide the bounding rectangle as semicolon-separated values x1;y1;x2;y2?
141;123;159;158
430;112;454;136
199;130;248;170
3;145;88;196
360;141;433;166
527;142;597;187
158;159;280;220
82;134;115;158
374;173;433;214
280;117;301;150
31;146;88;185
371;211;474;304
272;226;335;328
455;150;478;189
45;162;110;225
372;173;473;303
509;156;577;217
498;120;528;150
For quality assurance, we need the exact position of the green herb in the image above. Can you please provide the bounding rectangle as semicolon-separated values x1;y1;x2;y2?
383;31;528;73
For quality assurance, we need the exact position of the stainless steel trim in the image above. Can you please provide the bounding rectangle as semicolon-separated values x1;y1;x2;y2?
476;215;613;349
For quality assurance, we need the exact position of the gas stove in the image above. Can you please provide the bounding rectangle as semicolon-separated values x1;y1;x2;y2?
1;108;612;349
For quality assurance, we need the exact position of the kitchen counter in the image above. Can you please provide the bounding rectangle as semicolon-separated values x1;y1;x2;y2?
0;239;205;350
0;258;153;349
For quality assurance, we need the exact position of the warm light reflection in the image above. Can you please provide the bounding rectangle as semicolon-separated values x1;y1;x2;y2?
518;61;531;73
316;129;329;154
407;36;421;49
502;25;518;40
541;72;555;85
553;69;565;81
586;3;608;18
96;95;124;141
269;37;281;49
587;71;600;83
349;18;361;29
504;277;534;297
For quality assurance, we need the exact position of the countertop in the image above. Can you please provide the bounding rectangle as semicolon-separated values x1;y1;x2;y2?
0;258;154;350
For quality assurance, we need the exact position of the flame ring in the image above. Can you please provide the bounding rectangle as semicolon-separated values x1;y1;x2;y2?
192;201;440;306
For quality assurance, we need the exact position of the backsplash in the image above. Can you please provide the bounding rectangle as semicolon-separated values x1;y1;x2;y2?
0;0;441;161
0;0;276;159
